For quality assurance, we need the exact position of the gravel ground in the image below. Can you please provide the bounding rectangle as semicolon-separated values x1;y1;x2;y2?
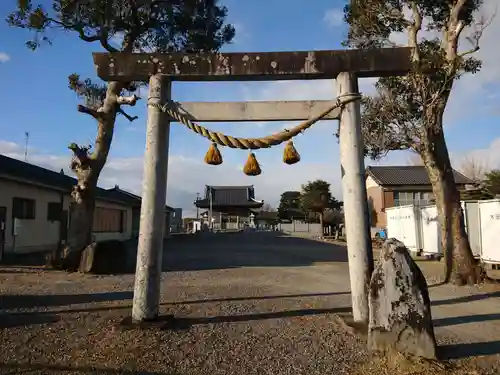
1;232;500;375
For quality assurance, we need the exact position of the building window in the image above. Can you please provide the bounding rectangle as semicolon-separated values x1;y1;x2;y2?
47;202;62;221
93;207;127;233
12;197;36;220
394;191;435;206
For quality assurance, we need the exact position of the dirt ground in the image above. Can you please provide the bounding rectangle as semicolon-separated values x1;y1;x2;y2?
1;232;500;375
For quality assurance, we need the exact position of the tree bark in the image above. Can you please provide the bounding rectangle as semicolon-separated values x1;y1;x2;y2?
61;188;96;271
420;118;483;285
58;82;124;271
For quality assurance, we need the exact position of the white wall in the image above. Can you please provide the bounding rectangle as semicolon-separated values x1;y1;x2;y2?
366;175;380;189
0;178;133;254
0;179;66;253
278;221;323;235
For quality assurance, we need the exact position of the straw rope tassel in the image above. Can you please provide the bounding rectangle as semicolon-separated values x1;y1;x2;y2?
283;140;300;165
204;142;223;165
243;153;261;176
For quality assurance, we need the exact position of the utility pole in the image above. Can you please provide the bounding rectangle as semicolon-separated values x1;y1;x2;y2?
196;192;200;220
208;188;213;231
132;74;171;322
337;72;373;323
24;132;29;162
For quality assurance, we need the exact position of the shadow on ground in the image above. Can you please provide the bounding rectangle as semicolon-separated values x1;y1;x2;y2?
119;306;351;331
439;341;500;359
0;291;134;309
160;231;348;272
434;313;500;327
0;291;349;328
432;291;500;306
1;231;348;274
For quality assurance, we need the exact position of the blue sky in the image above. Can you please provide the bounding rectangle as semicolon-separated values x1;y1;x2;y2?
0;0;499;215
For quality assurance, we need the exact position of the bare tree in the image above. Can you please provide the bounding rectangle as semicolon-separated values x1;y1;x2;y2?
459;154;489;183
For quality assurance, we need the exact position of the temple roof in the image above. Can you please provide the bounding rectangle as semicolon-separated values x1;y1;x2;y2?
195;185;264;209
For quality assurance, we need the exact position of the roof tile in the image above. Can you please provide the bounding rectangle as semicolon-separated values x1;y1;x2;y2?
195;185;263;208
0;153;171;209
366;165;472;186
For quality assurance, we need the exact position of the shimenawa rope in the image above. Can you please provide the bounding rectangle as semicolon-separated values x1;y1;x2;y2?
148;93;361;150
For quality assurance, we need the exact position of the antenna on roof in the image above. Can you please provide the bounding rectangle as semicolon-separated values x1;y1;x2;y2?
24;132;29;162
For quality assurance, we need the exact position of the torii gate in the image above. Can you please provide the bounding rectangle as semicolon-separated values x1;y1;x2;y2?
93;47;413;324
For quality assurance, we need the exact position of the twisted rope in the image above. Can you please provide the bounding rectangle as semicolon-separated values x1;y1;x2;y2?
149;93;361;150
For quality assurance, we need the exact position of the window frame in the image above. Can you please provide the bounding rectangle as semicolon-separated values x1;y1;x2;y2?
12;197;36;220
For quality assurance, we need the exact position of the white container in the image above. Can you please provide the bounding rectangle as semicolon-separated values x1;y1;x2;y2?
478;199;500;264
419;205;441;256
386;205;420;252
462;201;482;258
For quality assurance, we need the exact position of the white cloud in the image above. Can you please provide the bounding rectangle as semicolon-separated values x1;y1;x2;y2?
451;138;500;172
0;52;10;63
232;22;251;45
323;8;344;28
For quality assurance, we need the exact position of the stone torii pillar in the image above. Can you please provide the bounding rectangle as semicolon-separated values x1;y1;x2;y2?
337;72;373;323
132;74;171;322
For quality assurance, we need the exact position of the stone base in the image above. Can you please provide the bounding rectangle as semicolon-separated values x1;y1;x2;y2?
119;315;176;330
79;240;129;274
369;325;437;359
334;314;368;337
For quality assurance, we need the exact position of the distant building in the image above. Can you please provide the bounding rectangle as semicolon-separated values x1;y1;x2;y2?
169;208;183;233
194;185;264;230
0;154;173;255
106;185;173;238
365;165;472;228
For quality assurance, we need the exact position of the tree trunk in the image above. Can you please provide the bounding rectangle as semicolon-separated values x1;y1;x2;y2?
420;123;483;285
319;211;324;237
58;82;124;271
61;189;96;271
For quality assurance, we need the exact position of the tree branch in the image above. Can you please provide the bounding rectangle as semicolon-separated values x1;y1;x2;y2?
408;1;422;63
459;11;497;58
77;104;102;119
68;143;92;169
446;0;468;61
117;108;139;122
117;94;140;106
99;28;119;53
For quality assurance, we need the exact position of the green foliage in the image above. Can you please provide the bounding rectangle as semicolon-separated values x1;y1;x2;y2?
343;1;485;159
300;180;334;214
344;0;483;49
484;170;500;196
277;191;302;220
7;0;236;108
7;0;235;53
278;183;342;223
